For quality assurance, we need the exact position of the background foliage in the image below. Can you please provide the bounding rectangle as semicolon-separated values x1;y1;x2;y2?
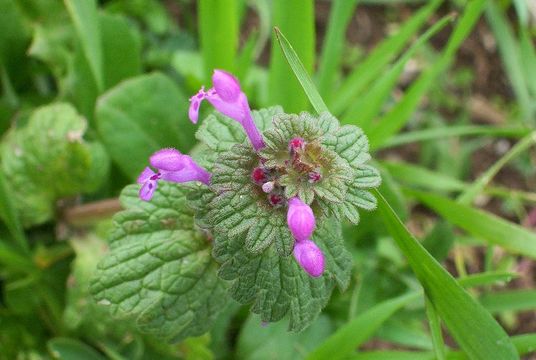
0;0;535;359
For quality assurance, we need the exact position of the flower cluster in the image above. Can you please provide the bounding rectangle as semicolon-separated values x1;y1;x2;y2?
137;69;325;277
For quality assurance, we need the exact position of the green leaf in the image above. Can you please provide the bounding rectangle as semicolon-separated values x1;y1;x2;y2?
90;183;228;343
374;189;518;360
213;217;351;332
237;314;334;360
368;0;487;148
48;338;105;360
307;292;420;360
480;290;536;314
341;14;454;128
274;27;327;114
408;190;536;259
316;0;359;102
330;0;442;115
269;1;315;113
198;0;239;81
1;103;109;226
65;0;104;91
100;13;142;90
379;125;529;150
96;73;195;179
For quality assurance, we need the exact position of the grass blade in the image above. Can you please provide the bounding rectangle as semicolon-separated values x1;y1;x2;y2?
274;27;328;114
480;290;536;314
425;297;446;360
64;0;103;92
269;0;315;113
198;0;239;82
307;292;421;360
409;189;536;259
485;2;533;123
330;0;442;115
374;189;518;360
457;272;518;288
341;14;454;128
368;0;487;148
456;130;536;205
316;0;359;101
378;125;529;150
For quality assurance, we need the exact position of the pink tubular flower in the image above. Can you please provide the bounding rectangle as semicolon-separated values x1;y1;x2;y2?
293;239;325;277
188;70;265;151
137;148;211;201
287;197;316;242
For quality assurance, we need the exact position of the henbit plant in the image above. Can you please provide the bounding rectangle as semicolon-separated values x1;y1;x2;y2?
90;69;380;341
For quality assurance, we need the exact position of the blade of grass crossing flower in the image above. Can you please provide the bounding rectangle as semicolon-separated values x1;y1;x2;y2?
0;172;28;253
374;189;518;360
330;0;442;115
425;297;446;360
316;0;359;102
368;0;487;148
306;292;421;360
64;0;104;92
341;14;454;129
198;0;239;82
274;28;328;114
456;131;536;205
409;189;536;259
269;0;315;113
379;125;530;150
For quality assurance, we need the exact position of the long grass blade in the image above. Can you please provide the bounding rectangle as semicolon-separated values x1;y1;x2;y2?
374;189;518;360
274;28;328;114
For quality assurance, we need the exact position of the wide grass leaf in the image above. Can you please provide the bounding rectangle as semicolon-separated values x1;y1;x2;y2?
374;189;518;360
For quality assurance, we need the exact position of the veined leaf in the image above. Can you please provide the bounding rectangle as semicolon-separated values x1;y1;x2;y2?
90;183;228;343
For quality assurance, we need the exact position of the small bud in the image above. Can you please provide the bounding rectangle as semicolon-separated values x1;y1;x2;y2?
262;181;275;193
251;167;267;184
268;194;284;207
287;197;315;242
212;70;241;102
150;148;184;171
289;137;305;151
293;239;325;277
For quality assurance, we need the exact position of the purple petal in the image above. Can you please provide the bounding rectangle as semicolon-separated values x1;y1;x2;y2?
240;103;265;151
287;197;316;241
159;155;211;185
137;167;156;184
212;70;241;102
139;179;158;201
189;88;207;124
206;93;246;124
293;239;325;277
150;148;184;171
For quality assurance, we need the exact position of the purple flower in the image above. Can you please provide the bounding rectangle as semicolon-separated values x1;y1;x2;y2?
189;70;265;151
287;197;316;242
137;148;211;201
293;239;325;277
